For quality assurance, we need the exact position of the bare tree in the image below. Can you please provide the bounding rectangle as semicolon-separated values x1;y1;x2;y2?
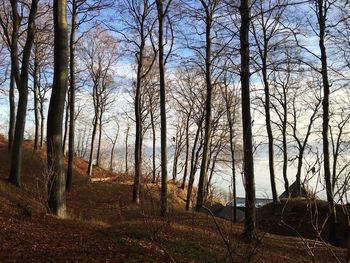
47;0;68;217
314;0;337;244
125;121;130;174
155;0;173;217
171;67;197;190
79;27;118;177
0;0;22;152
110;0;157;204
240;0;256;239
31;3;53;153
195;0;220;211
105;119;119;171
174;69;207;210
269;52;293;197
171;116;186;182
66;0;112;191
289;77;322;197
250;0;291;204
220;72;240;222
8;0;39;186
144;79;160;183
178;0;230;211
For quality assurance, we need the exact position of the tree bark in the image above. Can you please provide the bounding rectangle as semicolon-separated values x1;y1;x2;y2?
196;2;213;211
62;91;70;155
47;0;68;218
316;0;337;244
87;115;98;177
282;83;289;197
172;124;181;182
292;93;320;197
8;70;15;152
150;109;157;183
96;112;103;167
156;0;169;217
40;98;45;148
125;124;130;173
240;0;256;239
109;125;119;171
133;30;144;204
181;115;190;189
225;89;237;222
206;145;220;196
262;60;279;203
186;122;203;211
66;0;77;192
9;0;38;186
33;47;40;153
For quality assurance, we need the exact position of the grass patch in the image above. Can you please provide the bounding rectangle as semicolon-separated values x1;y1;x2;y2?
170;240;221;263
124;227;152;241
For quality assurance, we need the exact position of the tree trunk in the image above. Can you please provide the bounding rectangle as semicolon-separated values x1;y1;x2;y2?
40;100;45;148
227;106;237;222
172;125;180;182
156;0;168;217
66;0;77;192
262;59;279;204
150;109;157;183
196;5;212;212
133;33;144;204
109;126;119;171
87;115;98;177
33;47;40;153
240;0;256;239
181;115;190;189
125;124;130;173
62;91;70;155
206;148;219;196
83;128;89;158
282;93;289;197
47;0;68;218
296;149;303;196
96;113;103;167
8;70;15;152
9;0;38;186
317;0;337;245
186;122;202;211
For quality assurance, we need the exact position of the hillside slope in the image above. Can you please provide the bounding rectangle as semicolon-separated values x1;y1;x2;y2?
0;136;347;262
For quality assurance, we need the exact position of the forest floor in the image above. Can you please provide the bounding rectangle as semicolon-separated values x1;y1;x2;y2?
0;136;348;262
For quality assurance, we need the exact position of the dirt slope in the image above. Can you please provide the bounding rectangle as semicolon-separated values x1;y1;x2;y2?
0;136;347;262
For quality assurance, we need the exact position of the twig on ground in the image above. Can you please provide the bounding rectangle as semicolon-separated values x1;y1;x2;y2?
202;205;235;263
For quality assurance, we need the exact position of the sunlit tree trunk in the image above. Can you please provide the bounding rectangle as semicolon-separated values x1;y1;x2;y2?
181;115;190;189
96;112;103;167
150;109;157;183
66;0;77;191
47;0;68;218
87;115;98;177
33;47;40;153
62;92;70;155
109;125;119;171
40;99;45;148
186;124;203;211
133;33;144;204
196;0;213;211
155;0;170;217
9;0;39;186
8;71;15;152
